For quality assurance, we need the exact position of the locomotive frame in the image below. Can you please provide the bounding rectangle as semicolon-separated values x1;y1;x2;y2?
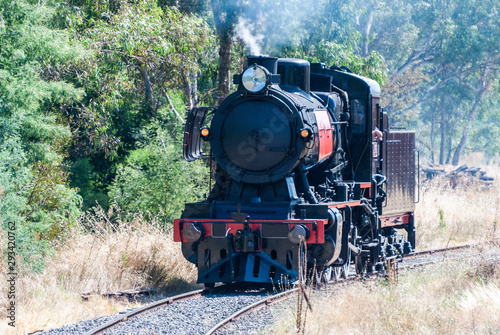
174;56;418;285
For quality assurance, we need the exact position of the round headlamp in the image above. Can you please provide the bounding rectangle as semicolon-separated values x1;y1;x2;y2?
300;128;312;139
242;65;268;93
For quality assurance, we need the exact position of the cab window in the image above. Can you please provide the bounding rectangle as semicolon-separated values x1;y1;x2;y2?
351;99;366;134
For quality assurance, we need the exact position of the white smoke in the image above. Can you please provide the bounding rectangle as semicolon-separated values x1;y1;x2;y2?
235;18;264;56
235;0;321;56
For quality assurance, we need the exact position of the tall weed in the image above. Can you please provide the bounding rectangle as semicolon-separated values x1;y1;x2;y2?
415;165;500;249
0;204;197;334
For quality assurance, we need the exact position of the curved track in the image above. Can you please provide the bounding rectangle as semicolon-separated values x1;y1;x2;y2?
204;288;298;335
205;243;480;334
85;284;290;335
86;289;206;335
81;243;478;335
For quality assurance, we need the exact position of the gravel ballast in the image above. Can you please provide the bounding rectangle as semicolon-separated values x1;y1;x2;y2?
37;289;277;335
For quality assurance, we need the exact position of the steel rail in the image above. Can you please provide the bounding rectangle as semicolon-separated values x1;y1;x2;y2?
397;244;476;270
206;244;480;334
204;271;377;334
86;289;205;335
204;288;299;335
407;243;472;258
84;243;480;335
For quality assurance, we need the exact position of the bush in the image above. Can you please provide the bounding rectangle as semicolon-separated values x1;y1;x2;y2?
0;0;83;272
108;119;208;224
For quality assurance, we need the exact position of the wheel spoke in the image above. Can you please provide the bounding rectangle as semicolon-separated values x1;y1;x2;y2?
315;268;323;284
342;249;351;279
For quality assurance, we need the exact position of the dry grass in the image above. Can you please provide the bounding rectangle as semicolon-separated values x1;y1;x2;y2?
2;162;499;334
272;244;500;334
415;164;500;249
272;162;500;334
0;205;198;334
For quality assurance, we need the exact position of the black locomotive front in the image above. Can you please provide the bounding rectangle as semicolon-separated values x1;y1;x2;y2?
174;56;417;285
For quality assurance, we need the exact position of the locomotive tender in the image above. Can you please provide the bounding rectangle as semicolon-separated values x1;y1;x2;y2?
174;56;417;285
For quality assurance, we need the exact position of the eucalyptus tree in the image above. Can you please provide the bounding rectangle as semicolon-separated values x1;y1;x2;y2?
210;0;242;103
54;0;213;209
352;0;500;163
0;0;83;270
76;0;213;123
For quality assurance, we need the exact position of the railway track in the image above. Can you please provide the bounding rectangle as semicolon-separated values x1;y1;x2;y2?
35;243;483;335
206;243;480;334
86;289;206;334
408;243;472;258
398;243;474;270
205;288;299;335
84;284;288;335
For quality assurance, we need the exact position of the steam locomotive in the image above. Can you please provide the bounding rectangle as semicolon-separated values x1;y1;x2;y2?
174;56;417;285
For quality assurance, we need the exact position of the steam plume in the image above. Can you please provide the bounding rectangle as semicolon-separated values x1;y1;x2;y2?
235;18;264;56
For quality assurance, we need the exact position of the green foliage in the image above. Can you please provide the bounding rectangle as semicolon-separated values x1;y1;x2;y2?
283;40;388;85
81;0;212;75
69;158;110;210
232;0;388;84
355;0;500;161
108;113;208;223
2;0;500;275
51;0;214;210
0;0;83;271
469;90;500;158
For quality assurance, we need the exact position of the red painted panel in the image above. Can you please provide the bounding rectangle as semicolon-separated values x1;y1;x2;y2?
380;213;411;228
328;200;361;209
359;182;372;197
314;110;333;161
174;219;327;244
173;219;182;242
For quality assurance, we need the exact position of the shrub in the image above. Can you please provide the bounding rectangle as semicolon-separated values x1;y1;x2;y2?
108;119;209;224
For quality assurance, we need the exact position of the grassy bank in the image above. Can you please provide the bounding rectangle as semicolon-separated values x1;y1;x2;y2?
273;164;500;334
272;244;500;334
2;165;499;334
415;165;500;249
1;206;198;334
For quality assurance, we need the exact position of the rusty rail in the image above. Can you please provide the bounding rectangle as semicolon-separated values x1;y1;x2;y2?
204;288;299;335
85;243;479;335
86;289;205;335
407;243;472;258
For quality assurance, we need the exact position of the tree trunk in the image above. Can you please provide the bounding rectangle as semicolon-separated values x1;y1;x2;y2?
439;100;446;165
137;61;156;116
211;0;237;105
451;69;493;165
430;110;436;163
189;72;198;107
216;28;233;104
445;136;452;164
361;7;374;57
137;62;153;105
184;72;199;110
184;75;192;110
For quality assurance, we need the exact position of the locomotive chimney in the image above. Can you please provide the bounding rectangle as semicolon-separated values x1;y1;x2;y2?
246;56;278;74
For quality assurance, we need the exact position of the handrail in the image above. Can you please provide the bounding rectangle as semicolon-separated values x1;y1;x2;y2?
414;148;420;203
